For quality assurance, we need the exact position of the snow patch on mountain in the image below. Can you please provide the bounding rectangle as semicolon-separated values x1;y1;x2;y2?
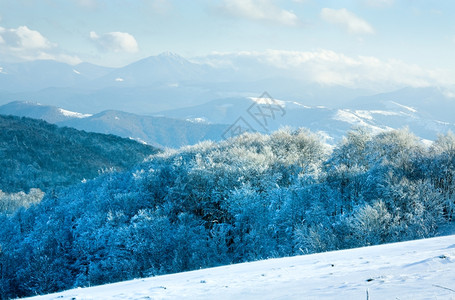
129;137;148;145
292;101;311;108
354;110;400;120
334;109;372;127
436;120;450;125
249;96;286;107
248;97;313;111
186;117;208;123
388;101;417;113
58;108;92;118
333;109;393;135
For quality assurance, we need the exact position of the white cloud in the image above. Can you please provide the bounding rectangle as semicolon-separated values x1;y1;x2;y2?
220;0;299;26
197;50;453;90
0;25;81;64
321;8;374;35
90;31;139;53
0;26;54;50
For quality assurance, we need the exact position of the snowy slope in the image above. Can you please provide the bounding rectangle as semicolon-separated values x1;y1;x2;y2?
0;101;228;148
27;234;455;300
59;110;228;148
0;101;92;123
158;96;455;143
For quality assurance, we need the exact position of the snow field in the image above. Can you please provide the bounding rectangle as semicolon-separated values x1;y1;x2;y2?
26;234;455;300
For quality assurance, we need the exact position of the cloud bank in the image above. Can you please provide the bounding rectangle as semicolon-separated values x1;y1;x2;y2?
90;31;139;53
197;50;453;90
0;25;80;64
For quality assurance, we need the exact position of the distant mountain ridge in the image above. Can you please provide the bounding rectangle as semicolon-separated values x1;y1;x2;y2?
0;101;229;148
0;101;92;123
157;89;455;142
0;60;89;92
2;89;455;147
59;110;229;148
97;52;210;87
2;52;455;119
0;53;377;114
345;87;455;124
2;73;455;144
0;52;211;92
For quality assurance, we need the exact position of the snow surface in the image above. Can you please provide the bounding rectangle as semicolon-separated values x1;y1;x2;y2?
128;137;148;145
249;96;286;107
58;108;92;119
354;110;401;120
186;117;208;123
388;101;417;113
26;235;455;300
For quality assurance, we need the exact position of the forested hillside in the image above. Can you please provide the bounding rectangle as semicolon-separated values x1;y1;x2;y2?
1;127;454;299
0;115;159;193
0;101;229;149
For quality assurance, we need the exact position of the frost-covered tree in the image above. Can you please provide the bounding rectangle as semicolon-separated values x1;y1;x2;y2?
1;128;453;298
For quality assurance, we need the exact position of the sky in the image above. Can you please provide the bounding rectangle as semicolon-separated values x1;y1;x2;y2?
0;0;455;88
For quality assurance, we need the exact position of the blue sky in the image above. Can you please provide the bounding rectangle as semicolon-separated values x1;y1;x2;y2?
1;0;455;89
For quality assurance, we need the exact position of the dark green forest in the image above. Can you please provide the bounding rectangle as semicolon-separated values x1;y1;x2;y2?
0;114;159;193
1;126;455;299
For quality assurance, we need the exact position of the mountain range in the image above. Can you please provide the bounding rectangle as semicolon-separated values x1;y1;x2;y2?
157;88;455;143
0;101;229;148
2;85;455;147
0;52;376;114
1;52;455;144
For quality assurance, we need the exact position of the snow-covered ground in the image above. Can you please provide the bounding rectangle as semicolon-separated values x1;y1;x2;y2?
58;108;92;119
26;235;455;300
